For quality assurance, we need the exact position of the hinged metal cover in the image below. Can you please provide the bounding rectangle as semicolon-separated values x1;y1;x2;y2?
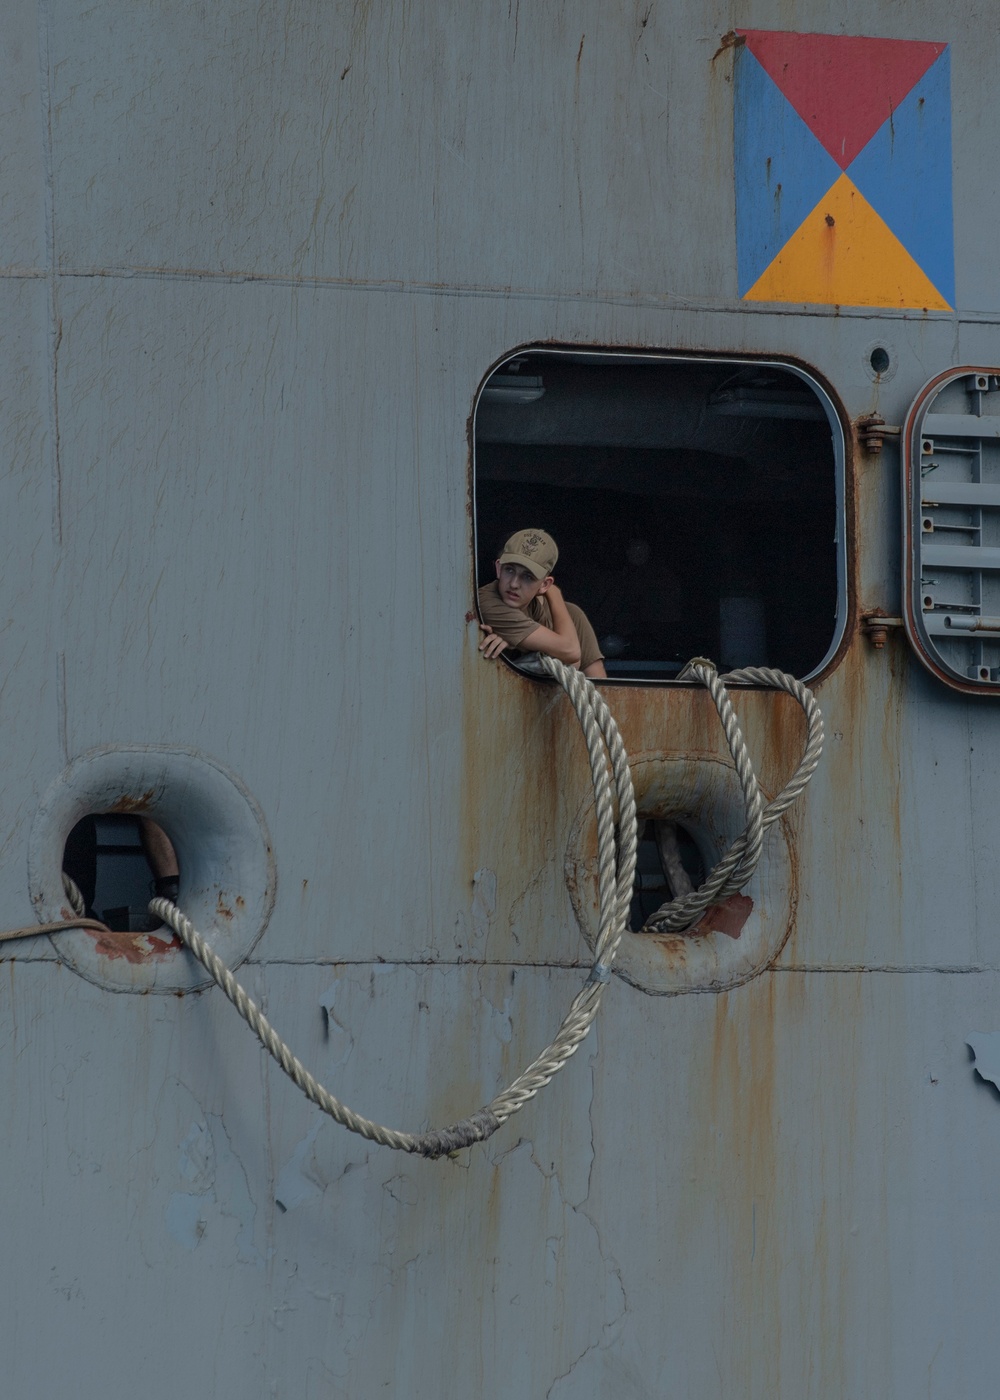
903;366;1000;693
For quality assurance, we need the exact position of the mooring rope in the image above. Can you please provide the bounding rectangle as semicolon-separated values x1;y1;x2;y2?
0;874;111;944
146;658;822;1157
5;660;822;1157
641;661;825;933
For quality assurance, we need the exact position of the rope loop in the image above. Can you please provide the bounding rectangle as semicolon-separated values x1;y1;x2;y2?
151;654;638;1157
641;662;825;933
7;657;823;1158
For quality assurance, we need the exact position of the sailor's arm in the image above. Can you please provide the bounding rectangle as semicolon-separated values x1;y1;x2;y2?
514;584;582;667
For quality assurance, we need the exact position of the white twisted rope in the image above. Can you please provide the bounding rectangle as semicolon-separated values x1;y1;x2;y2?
0;873;111;944
150;656;638;1158
8;659;822;1159
641;661;825;933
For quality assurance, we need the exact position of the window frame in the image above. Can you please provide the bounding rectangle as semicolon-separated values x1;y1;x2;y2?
472;345;849;686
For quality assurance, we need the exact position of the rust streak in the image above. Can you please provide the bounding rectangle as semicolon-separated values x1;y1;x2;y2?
107;789;156;813
712;29;744;63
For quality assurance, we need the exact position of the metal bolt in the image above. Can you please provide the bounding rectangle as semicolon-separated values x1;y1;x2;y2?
856;413;887;454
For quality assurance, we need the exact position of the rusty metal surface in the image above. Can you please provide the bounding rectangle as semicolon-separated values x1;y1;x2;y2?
3;958;1000;1397
2;2;1000;1396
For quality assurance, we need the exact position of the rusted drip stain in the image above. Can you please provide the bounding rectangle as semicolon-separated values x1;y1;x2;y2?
609;683;731;763
107;789;156;813
686;969;861;1389
711;29;744;64
749;689;809;797
459;649;576;955
879;633;909;941
708;975;781;1382
464;636;808;979
818;636;907;961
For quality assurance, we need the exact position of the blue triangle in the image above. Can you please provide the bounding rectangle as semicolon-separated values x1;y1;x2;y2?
848;50;954;307
734;47;842;296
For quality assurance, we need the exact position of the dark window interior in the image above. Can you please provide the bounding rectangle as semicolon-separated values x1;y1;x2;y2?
475;352;840;679
629;819;707;930
63;814;178;932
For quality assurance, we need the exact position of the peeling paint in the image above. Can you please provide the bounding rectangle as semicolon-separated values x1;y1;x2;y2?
690;891;754;940
471;866;498;946
165;1192;206;1250
274;1122;325;1212
85;925;181;963
166;1116;264;1265
177;1120;214;1191
967;1032;1000;1091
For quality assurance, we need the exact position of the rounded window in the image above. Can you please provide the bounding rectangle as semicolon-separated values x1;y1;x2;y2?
474;348;846;681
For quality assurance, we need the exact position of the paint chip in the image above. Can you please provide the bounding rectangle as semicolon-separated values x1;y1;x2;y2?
967;1032;1000;1090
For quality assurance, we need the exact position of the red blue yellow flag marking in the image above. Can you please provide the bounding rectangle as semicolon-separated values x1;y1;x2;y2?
734;31;953;309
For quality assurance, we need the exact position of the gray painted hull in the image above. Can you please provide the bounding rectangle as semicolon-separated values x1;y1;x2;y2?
1;4;997;1395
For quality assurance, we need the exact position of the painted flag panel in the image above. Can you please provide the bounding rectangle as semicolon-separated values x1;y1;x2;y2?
734;30;954;310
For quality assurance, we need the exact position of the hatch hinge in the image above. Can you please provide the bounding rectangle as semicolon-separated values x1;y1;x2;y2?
861;608;904;648
855;414;901;456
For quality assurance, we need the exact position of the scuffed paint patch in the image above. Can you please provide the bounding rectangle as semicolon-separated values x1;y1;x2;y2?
165;1191;207;1249
471;867;497;943
273;1124;371;1214
690;892;753;940
207;1111;264;1265
967;1032;1000;1090
165;1116;264;1264
274;1122;325;1212
178;1120;214;1191
85;925;181;963
479;978;514;1045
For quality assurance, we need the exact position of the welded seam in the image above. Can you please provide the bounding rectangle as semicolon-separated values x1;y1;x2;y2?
227;957;1000;975
36;2;62;549
0;261;975;323
4;951;996;980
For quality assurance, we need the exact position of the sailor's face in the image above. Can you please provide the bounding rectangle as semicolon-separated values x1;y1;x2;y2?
496;561;546;608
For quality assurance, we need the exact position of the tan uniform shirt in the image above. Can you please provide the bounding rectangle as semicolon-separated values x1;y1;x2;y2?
478;581;604;670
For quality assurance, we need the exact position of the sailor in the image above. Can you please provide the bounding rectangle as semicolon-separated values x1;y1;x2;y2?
477;528;607;679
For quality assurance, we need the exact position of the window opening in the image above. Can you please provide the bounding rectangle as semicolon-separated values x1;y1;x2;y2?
629;818;708;931
63;815;179;932
474;350;846;681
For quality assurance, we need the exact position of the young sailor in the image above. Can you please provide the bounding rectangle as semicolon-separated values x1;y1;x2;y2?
477;528;607;679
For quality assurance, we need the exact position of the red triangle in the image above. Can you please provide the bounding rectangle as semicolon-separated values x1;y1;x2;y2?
739;30;946;169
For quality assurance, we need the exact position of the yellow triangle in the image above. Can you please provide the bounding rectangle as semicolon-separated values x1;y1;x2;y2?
744;173;951;310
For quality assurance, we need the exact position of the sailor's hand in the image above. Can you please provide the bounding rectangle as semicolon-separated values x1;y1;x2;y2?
478;624;509;660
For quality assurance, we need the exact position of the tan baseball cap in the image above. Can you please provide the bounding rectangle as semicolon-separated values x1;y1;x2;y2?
497;528;559;580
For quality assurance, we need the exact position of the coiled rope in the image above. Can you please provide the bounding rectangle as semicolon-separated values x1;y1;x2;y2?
149;658;822;1157
7;659;822;1158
